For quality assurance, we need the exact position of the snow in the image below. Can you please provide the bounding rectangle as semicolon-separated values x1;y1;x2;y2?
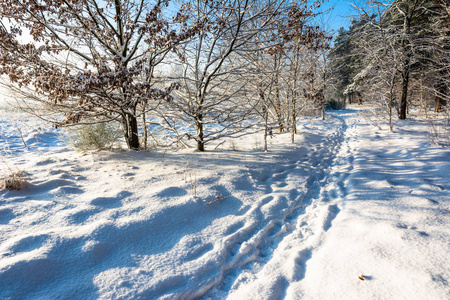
0;105;449;299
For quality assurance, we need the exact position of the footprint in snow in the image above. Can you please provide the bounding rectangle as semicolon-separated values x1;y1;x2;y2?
397;223;430;238
293;248;312;281
323;204;340;231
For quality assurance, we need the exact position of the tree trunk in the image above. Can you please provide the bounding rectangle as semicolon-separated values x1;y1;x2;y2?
292;113;297;134
142;110;148;150
389;82;395;132
196;114;205;151
435;76;447;112
259;90;269;152
291;94;296;143
399;65;410;120
275;82;283;133
123;112;139;150
435;96;447;113
274;54;284;133
399;50;412;119
399;10;413;120
264;108;268;152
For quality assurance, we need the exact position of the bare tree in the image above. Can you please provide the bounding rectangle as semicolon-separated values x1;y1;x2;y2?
430;0;449;112
353;4;401;130
278;2;330;143
164;0;310;151
0;0;195;149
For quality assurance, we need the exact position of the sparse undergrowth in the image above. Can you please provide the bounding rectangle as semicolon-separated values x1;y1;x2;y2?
428;119;450;147
63;123;122;151
1;171;28;191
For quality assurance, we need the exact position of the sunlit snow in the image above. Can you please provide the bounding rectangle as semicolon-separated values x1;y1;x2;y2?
0;104;449;299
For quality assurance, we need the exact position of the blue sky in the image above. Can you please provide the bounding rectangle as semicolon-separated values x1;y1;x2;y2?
165;1;363;36
316;0;360;34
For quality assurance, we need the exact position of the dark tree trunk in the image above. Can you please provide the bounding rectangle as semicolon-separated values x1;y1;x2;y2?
123;112;140;150
259;89;269;152
435;96;447;113
142;110;148;150
399;10;413;120
435;76;447;112
274;54;284;133
264;107;268;152
399;65;410;120
196;114;205;151
291;93;296;144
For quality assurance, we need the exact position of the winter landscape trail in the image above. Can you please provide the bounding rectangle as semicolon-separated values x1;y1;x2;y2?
0;107;449;299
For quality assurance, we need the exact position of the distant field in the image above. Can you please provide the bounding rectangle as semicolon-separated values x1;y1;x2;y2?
0;86;14;110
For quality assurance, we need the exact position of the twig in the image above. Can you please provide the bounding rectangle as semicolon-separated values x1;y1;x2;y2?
15;123;29;151
214;140;226;150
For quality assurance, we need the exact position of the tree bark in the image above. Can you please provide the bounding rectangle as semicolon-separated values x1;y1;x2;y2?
399;60;410;120
435;75;447;112
274;56;284;133
142;110;148;150
399;5;413;120
264;107;268;152
196;114;205;151
399;48;411;120
291;93;296;143
435;95;447;113
123;112;139;150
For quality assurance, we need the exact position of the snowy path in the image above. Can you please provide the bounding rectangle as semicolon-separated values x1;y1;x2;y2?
1;108;449;299
219;114;356;299
202;116;348;298
298;113;450;300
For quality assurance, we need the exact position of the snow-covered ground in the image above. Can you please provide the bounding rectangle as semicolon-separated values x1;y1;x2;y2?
0;104;449;299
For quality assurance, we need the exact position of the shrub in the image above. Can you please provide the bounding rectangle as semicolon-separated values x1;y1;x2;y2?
229;139;238;151
64;123;122;151
325;98;345;110
1;171;28;191
428;119;450;147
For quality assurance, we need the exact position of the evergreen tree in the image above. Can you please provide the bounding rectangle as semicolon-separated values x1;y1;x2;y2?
326;15;373;106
